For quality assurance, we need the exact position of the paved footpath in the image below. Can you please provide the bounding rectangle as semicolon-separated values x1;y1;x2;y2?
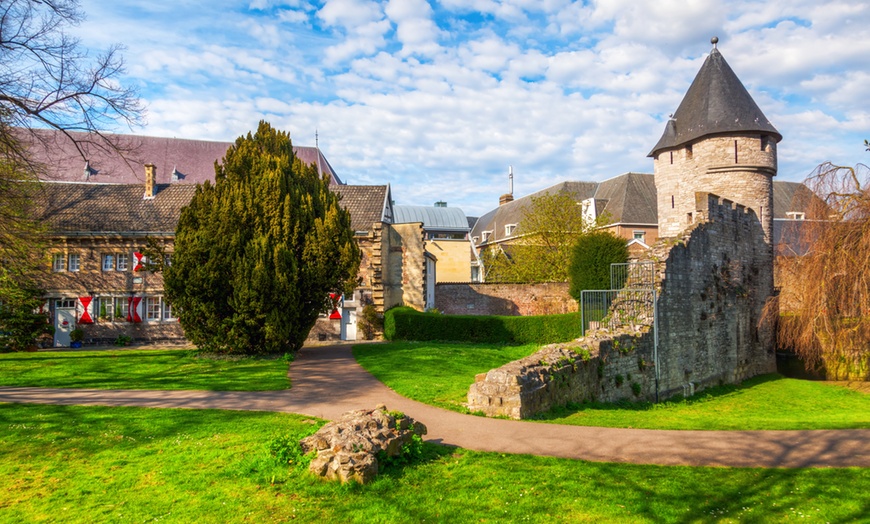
1;344;868;469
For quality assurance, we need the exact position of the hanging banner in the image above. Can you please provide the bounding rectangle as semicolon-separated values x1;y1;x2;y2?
127;296;142;323
133;252;145;271
328;293;342;320
77;296;94;324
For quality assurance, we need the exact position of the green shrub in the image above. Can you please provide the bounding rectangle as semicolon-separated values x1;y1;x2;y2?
568;231;629;300
384;307;580;344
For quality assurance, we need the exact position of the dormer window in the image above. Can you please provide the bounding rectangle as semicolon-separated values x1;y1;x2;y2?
481;230;493;242
504;224;517;236
786;211;805;220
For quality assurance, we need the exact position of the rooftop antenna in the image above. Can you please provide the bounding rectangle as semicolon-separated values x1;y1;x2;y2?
315;129;323;178
509;165;514;195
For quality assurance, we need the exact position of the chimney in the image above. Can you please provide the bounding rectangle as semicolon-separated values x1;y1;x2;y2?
499;193;514;206
144;163;156;199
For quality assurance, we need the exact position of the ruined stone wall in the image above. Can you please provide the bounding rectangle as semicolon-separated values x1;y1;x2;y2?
649;192;776;398
467;330;658;418
654;134;776;240
435;282;577;316
468;192;777;418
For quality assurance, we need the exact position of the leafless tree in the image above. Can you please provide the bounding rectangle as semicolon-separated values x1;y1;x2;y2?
774;161;870;380
0;0;143;171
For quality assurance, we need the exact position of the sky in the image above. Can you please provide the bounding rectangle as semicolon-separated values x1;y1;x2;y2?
76;0;870;217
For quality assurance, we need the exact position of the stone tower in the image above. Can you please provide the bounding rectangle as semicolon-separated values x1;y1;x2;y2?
649;39;781;241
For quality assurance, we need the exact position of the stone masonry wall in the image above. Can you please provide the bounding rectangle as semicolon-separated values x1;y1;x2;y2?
468;191;776;418
655;134;776;240
435;282;577;316
648;192;776;398
467;328;658;418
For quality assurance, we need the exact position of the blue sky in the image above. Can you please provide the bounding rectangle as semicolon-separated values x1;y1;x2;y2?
76;0;869;216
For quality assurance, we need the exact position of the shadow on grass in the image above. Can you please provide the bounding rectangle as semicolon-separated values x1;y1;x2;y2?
533;373;785;420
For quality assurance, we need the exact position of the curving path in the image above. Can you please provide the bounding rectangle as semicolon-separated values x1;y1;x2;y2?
1;344;868;469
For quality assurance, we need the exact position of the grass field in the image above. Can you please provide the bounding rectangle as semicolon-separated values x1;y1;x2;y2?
353;342;870;430
0;350;290;391
1;402;867;523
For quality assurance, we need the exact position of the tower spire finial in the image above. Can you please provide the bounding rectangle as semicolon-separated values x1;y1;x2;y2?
711;36;719;49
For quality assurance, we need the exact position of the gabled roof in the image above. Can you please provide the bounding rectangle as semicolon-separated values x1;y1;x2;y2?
33;182;389;236
331;185;392;232
393;205;470;231
22;129;343;186
772;181;827;219
471;181;599;244
593;172;657;225
34;182;197;234
649;47;781;157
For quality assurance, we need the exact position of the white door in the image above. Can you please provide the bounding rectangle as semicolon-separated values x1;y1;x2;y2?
341;308;357;341
54;306;76;347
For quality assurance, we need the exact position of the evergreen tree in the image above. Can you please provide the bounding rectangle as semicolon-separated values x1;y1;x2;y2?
568;231;629;300
164;122;360;354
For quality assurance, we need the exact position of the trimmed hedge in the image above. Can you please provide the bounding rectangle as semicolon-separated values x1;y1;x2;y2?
384;307;581;344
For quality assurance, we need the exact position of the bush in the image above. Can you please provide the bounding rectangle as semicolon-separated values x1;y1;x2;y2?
568;231;629;300
384;307;581;344
357;304;383;340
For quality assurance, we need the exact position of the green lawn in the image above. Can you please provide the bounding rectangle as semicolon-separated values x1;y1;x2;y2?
353;342;870;430
354;341;540;411
0;350;290;391
1;402;866;523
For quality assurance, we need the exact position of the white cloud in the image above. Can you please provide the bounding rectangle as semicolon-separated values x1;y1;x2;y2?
384;0;443;57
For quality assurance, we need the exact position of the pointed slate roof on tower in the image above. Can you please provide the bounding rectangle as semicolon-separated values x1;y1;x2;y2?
648;39;781;157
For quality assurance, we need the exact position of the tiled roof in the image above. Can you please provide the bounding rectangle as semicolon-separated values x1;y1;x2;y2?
34;182;197;234
594;172;658;225
22;129;342;186
34;182;390;235
772;181;827;219
331;185;391;232
649;47;781;157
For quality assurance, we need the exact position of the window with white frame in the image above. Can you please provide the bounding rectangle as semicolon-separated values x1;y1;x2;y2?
504;224;517;236
102;254;115;271
52;253;65;272
633;231;646;241
786;211;806;220
145;296;162;321
163;299;175;320
116;253;128;271
56;298;75;308
68;253;80;272
98;297;113;321
114;297;129;320
481;230;492;242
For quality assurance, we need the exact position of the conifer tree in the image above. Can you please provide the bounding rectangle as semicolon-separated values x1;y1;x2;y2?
164;122;360;354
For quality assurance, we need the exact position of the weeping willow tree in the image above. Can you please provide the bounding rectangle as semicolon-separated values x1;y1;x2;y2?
775;161;870;380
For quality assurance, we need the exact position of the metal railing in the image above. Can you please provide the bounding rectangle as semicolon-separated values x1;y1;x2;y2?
579;261;660;401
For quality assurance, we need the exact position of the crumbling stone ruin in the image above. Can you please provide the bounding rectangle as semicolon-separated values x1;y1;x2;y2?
468;41;780;419
299;404;427;484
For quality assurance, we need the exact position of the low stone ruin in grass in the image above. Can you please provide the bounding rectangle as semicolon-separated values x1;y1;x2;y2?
299;404;427;484
467;329;656;419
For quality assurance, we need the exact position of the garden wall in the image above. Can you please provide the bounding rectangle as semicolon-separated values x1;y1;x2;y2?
435;282;577;316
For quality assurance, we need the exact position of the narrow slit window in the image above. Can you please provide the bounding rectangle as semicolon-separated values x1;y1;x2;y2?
671;195;675;209
734;140;738;163
669;151;673;164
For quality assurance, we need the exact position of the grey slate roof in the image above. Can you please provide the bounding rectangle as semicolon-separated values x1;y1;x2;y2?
393;205;470;231
473;172;816;249
471;174;655;245
649;48;781;157
23;129;342;186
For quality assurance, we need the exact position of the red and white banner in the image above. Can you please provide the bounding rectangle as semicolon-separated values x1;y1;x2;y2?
328;293;342;319
77;296;94;324
127;296;142;323
133;252;145;271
